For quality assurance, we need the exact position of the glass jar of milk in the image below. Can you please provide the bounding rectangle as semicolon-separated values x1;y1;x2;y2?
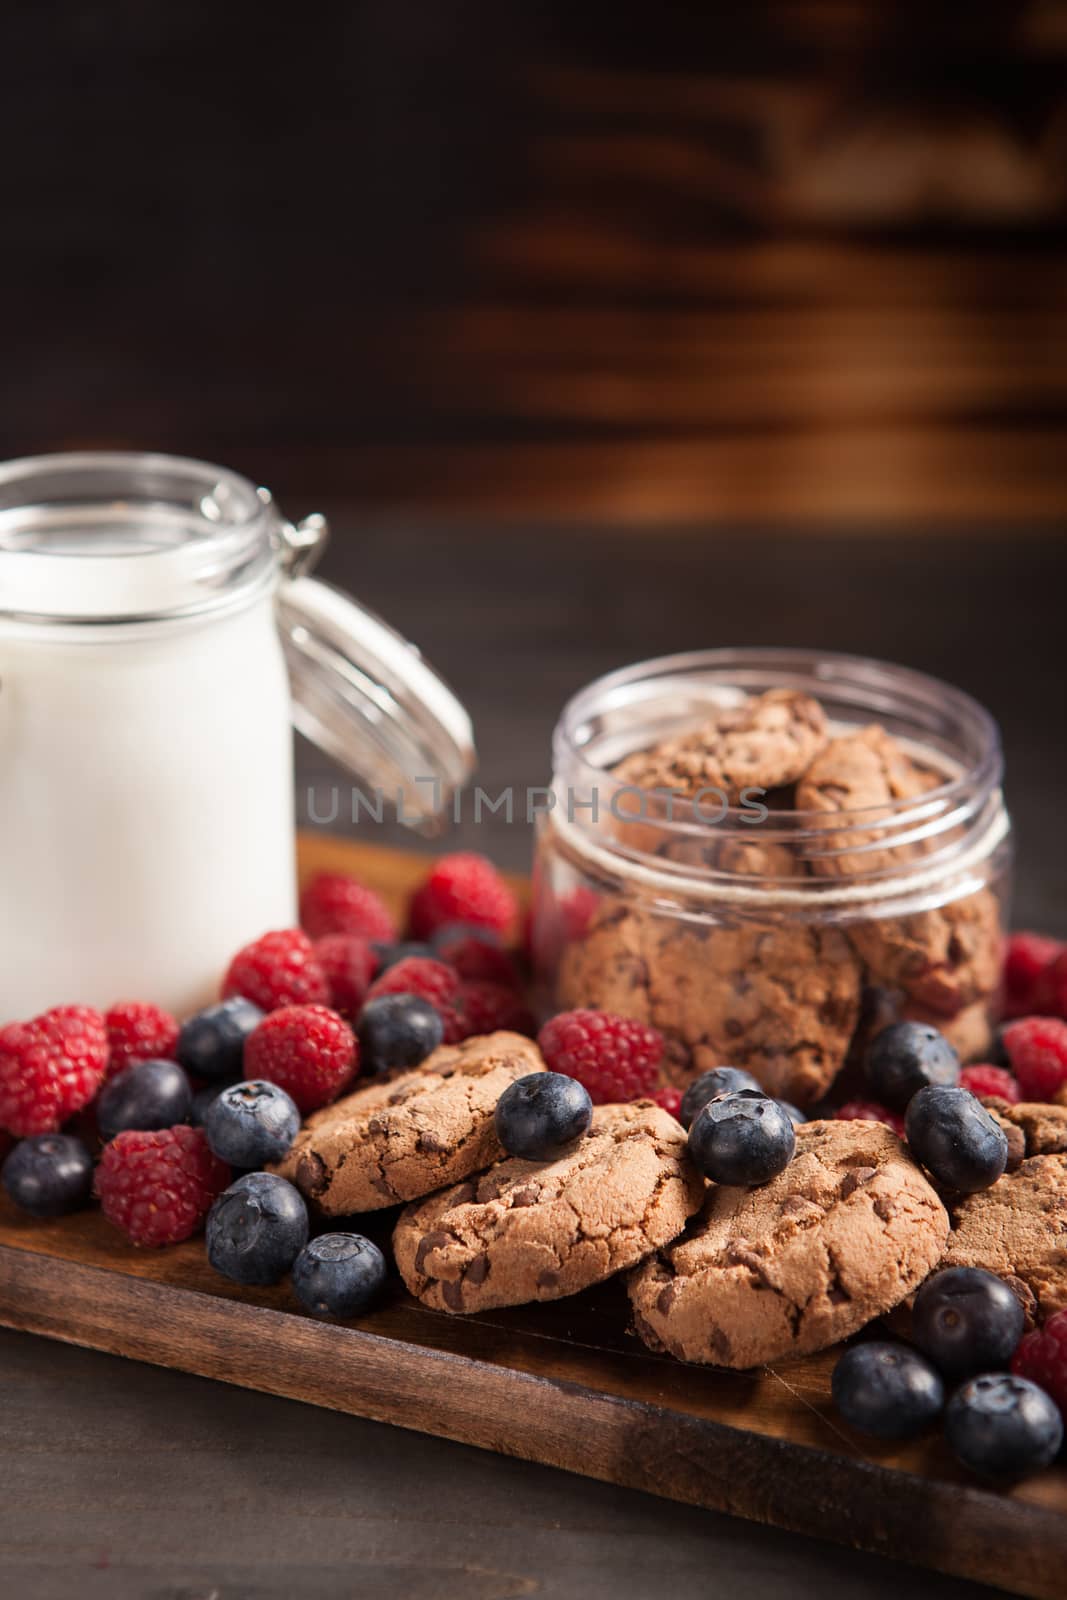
0;452;474;1021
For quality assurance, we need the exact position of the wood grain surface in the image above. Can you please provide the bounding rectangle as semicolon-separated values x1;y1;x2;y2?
0;835;1063;1600
3;3;1066;526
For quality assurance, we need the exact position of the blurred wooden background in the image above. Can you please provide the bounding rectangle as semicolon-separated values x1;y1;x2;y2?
1;0;1065;525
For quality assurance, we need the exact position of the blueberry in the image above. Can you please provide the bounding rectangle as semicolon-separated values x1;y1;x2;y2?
905;1086;1008;1193
206;1172;309;1286
831;1341;944;1439
679;1067;762;1129
190;1079;239;1127
687;1090;796;1186
177;997;265;1082
912;1266;1025;1379
96;1059;192;1142
494;1072;593;1160
203;1079;301;1167
864;1021;959;1110
356;994;443;1075
2;1134;94;1218
430;922;501;952
776;1100;807;1126
292;1232;387;1320
945;1373;1063;1482
370;940;436;973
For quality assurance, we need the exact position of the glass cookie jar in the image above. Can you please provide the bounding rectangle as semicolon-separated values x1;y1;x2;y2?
530;649;1011;1108
0;452;474;1021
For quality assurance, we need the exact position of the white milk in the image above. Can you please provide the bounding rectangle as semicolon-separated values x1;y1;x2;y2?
0;593;296;1019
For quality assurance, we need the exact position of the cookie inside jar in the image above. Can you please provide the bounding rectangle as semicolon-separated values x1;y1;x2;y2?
532;649;1011;1109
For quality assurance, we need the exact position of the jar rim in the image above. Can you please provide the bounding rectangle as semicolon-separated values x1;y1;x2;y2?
555;646;1001;827
550;647;1006;898
0;450;277;625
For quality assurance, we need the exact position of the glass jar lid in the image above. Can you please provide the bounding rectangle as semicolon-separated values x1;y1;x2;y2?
0;451;475;829
277;576;474;828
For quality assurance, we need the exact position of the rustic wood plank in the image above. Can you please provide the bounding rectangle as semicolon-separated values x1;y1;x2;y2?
0;835;1064;1598
2;1238;1065;1599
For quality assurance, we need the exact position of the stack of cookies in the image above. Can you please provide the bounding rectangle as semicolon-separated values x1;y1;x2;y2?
267;1027;1067;1375
275;1031;706;1317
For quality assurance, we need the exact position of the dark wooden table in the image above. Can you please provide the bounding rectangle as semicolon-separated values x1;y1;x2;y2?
4;514;1065;1600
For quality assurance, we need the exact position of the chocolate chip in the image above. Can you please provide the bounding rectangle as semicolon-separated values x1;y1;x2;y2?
708;1325;733;1363
536;1269;560;1290
657;1283;677;1315
465;1254;490;1286
510;1185;540;1207
416;1129;446;1153
872;1194;895;1222
296;1152;328;1197
414;1229;453;1274
1001;1124;1026;1171
442;1280;465;1311
632;1312;665;1351
840;1166;877;1199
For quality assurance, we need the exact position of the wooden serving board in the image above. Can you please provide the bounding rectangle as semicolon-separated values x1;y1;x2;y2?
1;834;1064;1598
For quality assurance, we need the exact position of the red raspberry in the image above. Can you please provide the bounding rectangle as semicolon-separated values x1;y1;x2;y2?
434;930;522;989
651;1085;684;1120
1003;932;1062;1018
222;929;329;1012
1002;1017;1067;1102
526;886;600;976
835;1099;907;1139
299;872;397;944
561;886;600;943
313;934;376;1016
452;980;536;1040
537;1010;663;1104
105;1001;180;1076
96;1125;229;1247
960;1064;1021;1104
1046;949;1067;1020
408;853;517;940
244;1004;357;1113
366;955;460;1011
1012;1308;1067;1419
0;1006;109;1136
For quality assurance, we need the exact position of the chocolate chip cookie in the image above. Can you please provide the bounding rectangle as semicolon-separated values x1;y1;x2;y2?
273;1031;544;1215
797;723;943;878
628;1119;949;1367
393;1100;704;1313
983;1099;1067;1162
939;1155;1067;1325
797;724;1001;1016
558;907;862;1106
613;688;828;801
851;890;1002;1019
